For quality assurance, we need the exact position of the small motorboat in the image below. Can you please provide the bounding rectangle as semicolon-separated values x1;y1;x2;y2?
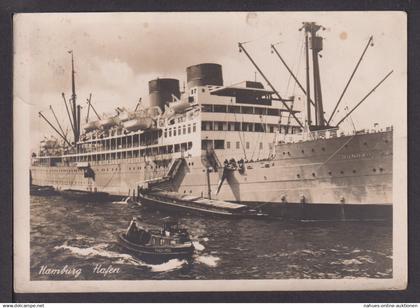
117;218;195;263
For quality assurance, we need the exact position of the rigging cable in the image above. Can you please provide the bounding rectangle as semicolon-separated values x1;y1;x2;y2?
316;134;356;171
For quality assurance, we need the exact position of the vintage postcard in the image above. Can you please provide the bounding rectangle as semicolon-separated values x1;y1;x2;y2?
13;11;407;292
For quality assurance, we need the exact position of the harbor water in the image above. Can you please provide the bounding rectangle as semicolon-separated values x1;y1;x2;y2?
30;195;392;280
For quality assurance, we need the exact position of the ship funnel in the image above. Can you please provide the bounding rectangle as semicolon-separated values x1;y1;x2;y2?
148;78;180;111
186;63;223;88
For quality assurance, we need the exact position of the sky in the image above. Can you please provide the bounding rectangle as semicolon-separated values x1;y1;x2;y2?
13;12;406;151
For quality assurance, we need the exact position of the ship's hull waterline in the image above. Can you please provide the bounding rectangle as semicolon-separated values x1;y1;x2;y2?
31;130;393;220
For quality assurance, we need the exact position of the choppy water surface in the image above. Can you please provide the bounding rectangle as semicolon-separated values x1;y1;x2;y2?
30;195;392;280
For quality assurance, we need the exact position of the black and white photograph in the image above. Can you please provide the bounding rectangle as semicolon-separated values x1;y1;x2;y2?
13;11;407;292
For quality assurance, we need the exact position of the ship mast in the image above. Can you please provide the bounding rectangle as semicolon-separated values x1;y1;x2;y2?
304;26;312;127
69;50;80;143
300;22;326;131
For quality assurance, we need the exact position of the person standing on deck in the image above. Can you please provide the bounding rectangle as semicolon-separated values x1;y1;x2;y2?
126;216;139;242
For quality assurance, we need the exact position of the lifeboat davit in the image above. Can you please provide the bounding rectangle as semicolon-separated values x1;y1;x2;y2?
123;117;153;132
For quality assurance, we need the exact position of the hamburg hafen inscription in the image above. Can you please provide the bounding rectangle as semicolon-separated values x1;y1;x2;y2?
38;264;120;279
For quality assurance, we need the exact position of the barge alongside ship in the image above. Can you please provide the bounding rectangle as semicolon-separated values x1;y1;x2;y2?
137;190;269;218
31;22;393;221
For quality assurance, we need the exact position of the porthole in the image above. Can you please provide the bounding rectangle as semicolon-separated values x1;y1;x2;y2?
191;162;194;166
297;174;300;178
301;150;305;154
264;176;267;180
364;142;368;146
328;171;332;175
340;171;344;174
385;140;389;143
283;152;286;155
311;148;315;152
373;168;377;172
380;168;384;172
312;172;316;177
322;147;325;151
353;170;356;173
287;152;290;155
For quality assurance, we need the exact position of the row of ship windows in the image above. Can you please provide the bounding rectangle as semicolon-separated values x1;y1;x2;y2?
44;181;85;185
40;165;386;176
282;147;326;155
201;139;272;150
201;104;289;116
42;161;196;173
280;139;390;156
76;142;193;162
124;162;195;172
190;87;206;95
296;167;386;178
164;123;197;138
237;168;387;182
40;169;84;173
38;142;195;165
77;130;161;153
201;121;298;134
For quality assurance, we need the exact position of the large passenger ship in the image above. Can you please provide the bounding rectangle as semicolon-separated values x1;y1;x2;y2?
31;22;393;220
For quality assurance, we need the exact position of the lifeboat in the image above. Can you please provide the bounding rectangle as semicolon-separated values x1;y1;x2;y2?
99;116;119;129
84;120;100;133
123;117;153;132
118;111;136;122
170;101;191;113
